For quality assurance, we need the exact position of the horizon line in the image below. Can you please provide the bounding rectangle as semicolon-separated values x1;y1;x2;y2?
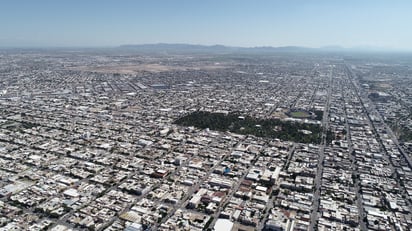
0;43;411;53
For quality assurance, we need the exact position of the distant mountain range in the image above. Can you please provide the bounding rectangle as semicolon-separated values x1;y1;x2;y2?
117;43;400;54
118;43;313;54
0;43;406;53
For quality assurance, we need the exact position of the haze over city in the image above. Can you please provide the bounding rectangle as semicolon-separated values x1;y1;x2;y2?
1;0;412;50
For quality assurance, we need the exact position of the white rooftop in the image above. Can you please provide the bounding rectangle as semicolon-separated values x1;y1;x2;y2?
213;219;233;231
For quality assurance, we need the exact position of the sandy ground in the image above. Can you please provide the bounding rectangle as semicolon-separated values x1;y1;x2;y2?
67;63;228;74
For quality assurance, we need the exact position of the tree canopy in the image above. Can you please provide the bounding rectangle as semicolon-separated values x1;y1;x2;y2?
174;111;322;144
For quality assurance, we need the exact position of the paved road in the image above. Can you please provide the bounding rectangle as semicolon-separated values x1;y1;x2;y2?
341;73;367;231
309;66;333;231
207;149;261;229
346;64;412;228
282;143;296;171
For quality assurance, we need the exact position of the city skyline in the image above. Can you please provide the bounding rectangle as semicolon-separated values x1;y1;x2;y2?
1;0;412;50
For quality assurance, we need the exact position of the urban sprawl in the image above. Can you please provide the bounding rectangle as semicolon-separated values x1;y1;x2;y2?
0;50;411;231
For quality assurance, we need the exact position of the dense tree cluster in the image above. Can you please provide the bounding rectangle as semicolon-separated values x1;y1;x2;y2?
313;110;324;121
174;111;322;144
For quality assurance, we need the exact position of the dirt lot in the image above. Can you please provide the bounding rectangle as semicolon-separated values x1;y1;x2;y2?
68;63;228;74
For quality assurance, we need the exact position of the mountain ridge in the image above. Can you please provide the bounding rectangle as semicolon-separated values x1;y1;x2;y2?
117;43;405;54
118;43;314;53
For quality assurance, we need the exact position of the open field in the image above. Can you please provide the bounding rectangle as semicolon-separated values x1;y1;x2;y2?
67;63;228;74
289;111;311;118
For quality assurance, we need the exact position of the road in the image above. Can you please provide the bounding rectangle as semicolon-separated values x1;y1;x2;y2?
341;75;367;231
309;66;333;231
346;64;412;216
207;149;261;230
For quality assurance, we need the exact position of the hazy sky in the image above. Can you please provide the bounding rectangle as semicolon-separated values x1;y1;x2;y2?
1;0;411;49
